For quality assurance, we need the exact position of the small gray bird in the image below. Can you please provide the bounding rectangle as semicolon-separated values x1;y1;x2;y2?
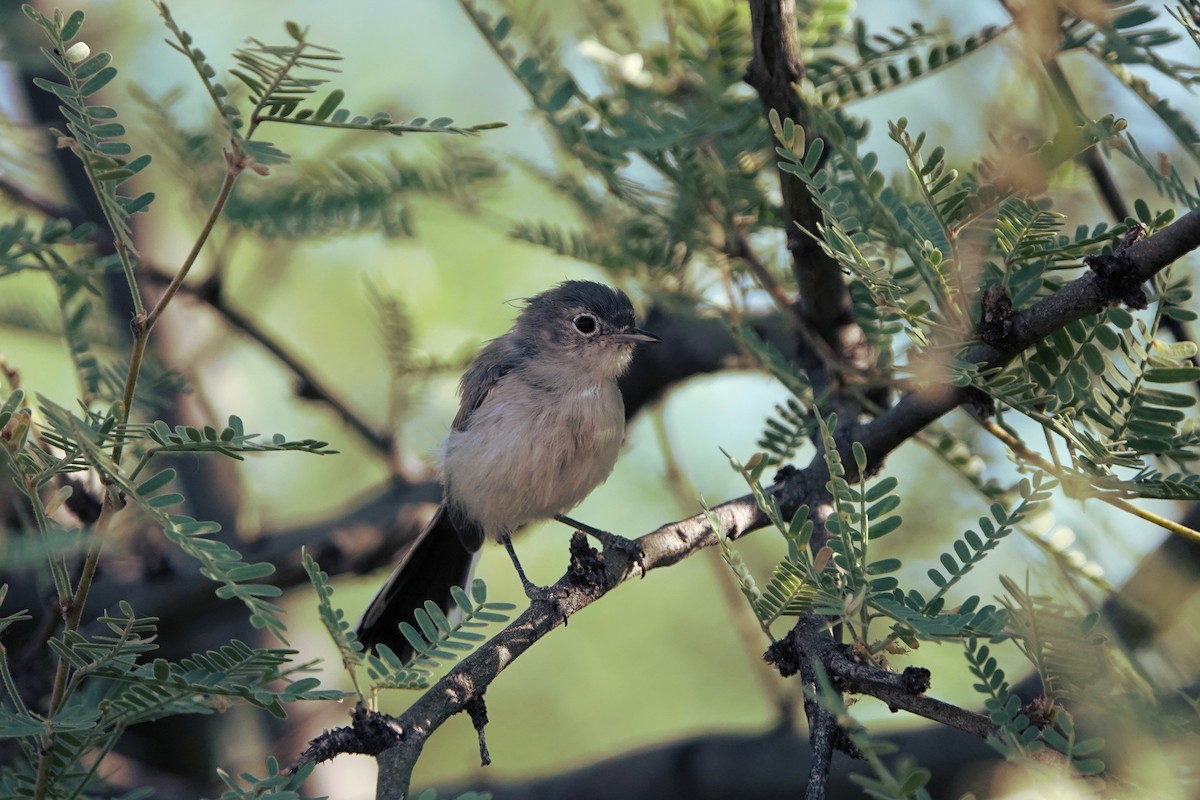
356;280;660;657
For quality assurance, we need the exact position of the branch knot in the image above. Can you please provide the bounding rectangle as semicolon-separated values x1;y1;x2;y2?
977;284;1014;349
289;704;405;775
1084;224;1149;311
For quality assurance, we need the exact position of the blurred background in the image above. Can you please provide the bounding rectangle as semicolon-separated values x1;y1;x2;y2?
2;1;1198;798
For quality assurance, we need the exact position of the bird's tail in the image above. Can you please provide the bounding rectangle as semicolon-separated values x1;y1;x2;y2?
355;504;478;661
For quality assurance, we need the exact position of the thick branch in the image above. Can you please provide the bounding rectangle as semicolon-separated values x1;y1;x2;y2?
859;206;1200;470
745;0;854;354
771;616;996;741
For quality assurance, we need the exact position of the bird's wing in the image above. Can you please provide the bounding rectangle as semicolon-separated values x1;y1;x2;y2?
452;336;521;431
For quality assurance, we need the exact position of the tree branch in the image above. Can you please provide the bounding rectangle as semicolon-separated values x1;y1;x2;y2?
857;206;1200;472
744;0;861;367
768;615;999;743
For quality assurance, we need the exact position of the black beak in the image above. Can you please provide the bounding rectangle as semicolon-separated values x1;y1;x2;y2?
608;327;661;344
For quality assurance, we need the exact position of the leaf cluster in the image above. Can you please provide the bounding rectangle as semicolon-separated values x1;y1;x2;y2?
210;758;320;800
965;637;1105;776
304;550;514;697
1063;2;1200;161
810;19;1006;105
463;0;766;282
364;579;515;693
981;273;1200;497
223;147;501;239
23;6;155;253
810;664;934;800
0;598;339;799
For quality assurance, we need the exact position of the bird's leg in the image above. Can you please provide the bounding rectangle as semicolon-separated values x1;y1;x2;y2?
499;530;553;601
554;514;646;576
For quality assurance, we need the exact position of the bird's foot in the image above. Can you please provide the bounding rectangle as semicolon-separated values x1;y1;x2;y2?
554;514;646;577
501;531;570;618
519;578;559;603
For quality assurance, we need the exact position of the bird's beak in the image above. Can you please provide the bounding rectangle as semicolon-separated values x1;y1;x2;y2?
608;327;661;344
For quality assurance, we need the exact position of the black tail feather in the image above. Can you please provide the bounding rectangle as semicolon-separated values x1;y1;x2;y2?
355;504;477;661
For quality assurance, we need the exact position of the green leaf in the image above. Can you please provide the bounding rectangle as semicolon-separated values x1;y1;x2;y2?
315;88;344;121
147;492;185;508
1134;199;1151;225
867;495;901;518
1109;308;1134;328
75;51;112;80
79;65;117;96
1136;388;1194;408
122;192;155;214
226;562;276;581
543;79;576;112
97;140;132;155
60;9;85;42
898;767;931;794
136;468;176;496
803;137;825;171
864;476;898;502
90;121;126;139
493;14;512;40
870;516;902;538
1114;7;1157;28
32;76;80;103
852;441;867;473
1145;367;1200;383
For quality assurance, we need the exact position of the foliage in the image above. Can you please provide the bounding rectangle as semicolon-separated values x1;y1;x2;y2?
964;636;1106;778
720;418;1017;650
222;147;502;239
810;18;1007;104
358;581;515;695
462;0;765;280
23;7;154;255
208;759;321;800
302;550;515;697
0;597;341;799
411;791;493;800
3;0;1200;797
583;0;1200;793
0;4;508;798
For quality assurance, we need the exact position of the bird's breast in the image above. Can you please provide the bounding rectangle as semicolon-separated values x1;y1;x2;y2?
443;377;626;537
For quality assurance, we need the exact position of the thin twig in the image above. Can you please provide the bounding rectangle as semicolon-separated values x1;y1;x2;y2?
1040;59;1131;223
143;168;238;333
727;232;843;376
980;420;1200;543
141;268;391;455
33;495;115;800
111;162;241;470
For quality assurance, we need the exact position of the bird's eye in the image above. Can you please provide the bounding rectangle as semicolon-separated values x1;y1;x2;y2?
573;314;597;335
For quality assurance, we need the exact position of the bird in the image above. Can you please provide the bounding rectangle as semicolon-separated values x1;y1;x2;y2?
355;280;660;658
